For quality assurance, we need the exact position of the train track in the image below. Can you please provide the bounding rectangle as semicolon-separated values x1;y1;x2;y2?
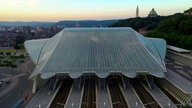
81;77;96;108
129;78;161;108
49;78;73;108
107;77;128;108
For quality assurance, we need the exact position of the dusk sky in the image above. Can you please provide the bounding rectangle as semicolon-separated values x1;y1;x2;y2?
0;0;191;22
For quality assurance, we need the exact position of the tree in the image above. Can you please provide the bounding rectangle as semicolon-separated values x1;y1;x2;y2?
14;36;25;49
5;52;11;56
184;8;192;14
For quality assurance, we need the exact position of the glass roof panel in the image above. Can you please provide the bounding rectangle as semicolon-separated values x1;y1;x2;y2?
25;28;166;79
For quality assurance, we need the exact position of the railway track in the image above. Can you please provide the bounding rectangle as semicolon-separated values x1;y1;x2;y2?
107;77;128;108
129;78;161;108
81;77;96;108
49;78;73;108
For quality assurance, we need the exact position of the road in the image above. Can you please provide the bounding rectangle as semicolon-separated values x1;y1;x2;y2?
0;74;32;108
0;57;34;108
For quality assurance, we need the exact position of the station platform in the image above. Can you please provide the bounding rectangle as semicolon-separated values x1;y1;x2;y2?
124;85;144;108
141;82;177;108
97;88;111;108
165;69;192;94
25;83;58;108
64;81;82;108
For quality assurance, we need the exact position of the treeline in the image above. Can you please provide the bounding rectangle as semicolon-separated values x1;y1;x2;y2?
156;13;192;35
147;31;192;50
109;16;168;31
14;35;25;49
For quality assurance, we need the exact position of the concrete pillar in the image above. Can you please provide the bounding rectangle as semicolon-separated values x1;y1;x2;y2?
103;78;106;90
79;77;82;90
53;76;58;90
121;75;126;89
32;77;37;94
98;78;101;90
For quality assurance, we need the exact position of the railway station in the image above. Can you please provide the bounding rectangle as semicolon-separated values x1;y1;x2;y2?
25;28;192;108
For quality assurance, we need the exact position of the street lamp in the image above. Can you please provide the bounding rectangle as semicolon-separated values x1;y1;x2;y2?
136;101;138;107
38;103;41;108
168;101;171;107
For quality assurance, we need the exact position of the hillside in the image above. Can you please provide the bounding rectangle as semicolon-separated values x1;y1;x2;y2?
53;20;119;27
109;8;192;50
146;13;192;50
109;16;168;31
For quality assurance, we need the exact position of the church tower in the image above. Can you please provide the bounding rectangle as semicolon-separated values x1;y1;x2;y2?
136;6;139;17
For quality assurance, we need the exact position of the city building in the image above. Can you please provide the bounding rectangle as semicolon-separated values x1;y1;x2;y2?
148;8;158;17
139;27;148;34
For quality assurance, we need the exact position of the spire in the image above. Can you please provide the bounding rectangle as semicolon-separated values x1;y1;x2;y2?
136;5;139;17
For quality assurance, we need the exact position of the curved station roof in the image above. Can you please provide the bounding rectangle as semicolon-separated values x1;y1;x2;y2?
24;27;167;79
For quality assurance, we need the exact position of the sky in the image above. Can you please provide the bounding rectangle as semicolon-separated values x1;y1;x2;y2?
0;0;191;22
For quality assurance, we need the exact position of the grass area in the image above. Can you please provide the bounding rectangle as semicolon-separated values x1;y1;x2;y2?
0;50;26;68
0;49;25;53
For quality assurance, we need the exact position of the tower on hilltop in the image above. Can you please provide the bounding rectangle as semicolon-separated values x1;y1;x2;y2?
136;6;139;17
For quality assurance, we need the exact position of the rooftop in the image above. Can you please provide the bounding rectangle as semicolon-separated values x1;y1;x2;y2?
24;27;166;79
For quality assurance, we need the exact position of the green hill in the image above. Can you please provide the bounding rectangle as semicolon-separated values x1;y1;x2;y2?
146;12;192;50
109;8;192;50
109;16;168;31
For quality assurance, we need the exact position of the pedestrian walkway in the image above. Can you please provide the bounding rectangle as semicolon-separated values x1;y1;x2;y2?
25;83;58;108
124;86;144;108
167;50;192;60
15;73;26;78
140;82;177;108
165;69;192;94
64;81;83;108
97;88;111;108
167;50;192;67
150;88;177;108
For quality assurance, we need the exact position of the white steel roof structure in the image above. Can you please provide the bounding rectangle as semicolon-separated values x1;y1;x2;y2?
167;45;191;53
24;28;167;79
